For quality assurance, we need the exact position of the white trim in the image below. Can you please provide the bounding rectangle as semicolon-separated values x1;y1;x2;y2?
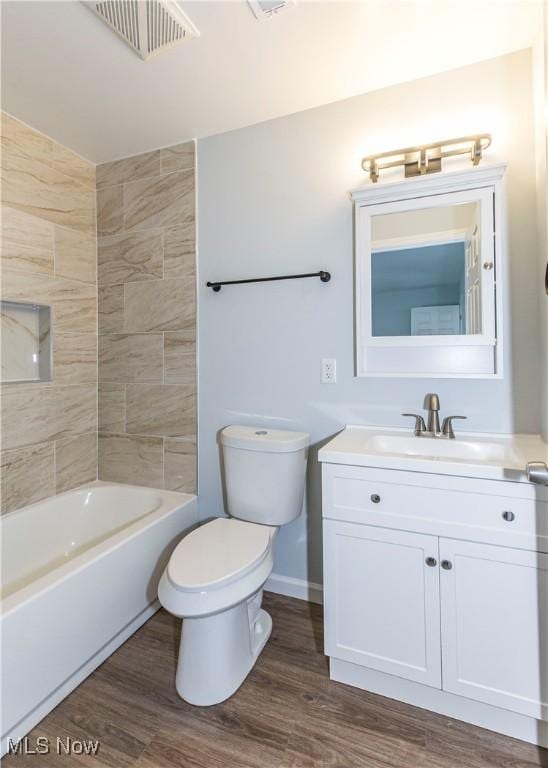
351;163;507;204
330;658;548;749
265;573;323;605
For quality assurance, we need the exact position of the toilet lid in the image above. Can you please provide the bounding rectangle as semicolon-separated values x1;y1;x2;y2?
167;518;271;592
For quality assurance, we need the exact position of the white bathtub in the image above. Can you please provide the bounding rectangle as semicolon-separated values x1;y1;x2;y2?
0;482;198;756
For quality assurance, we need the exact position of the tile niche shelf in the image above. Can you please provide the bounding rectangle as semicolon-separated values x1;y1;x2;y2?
0;300;52;384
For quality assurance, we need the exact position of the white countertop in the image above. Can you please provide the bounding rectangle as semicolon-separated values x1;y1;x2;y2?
318;426;548;482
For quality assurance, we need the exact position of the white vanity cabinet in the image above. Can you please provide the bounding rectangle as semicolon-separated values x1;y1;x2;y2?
323;521;442;687
439;538;548;721
322;460;548;746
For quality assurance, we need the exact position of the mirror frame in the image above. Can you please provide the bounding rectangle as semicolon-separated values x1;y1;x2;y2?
351;164;507;379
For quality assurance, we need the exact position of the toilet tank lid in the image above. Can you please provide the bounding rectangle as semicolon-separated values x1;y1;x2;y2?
220;425;309;453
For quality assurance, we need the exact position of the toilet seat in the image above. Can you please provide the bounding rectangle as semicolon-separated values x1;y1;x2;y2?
167;517;272;592
158;517;275;619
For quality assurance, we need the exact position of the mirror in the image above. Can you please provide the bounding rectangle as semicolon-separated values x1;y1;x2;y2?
352;165;505;378
370;202;481;337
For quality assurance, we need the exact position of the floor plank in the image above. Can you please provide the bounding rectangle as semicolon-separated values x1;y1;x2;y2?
3;593;547;767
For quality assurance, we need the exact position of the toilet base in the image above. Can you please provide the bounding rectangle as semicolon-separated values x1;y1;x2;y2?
175;590;272;706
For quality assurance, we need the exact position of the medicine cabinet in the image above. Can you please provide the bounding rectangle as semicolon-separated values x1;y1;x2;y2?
352;164;506;377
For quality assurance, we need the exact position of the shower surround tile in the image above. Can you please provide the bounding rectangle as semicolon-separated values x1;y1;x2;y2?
98;383;125;432
55;432;97;493
54;226;96;284
98;433;163;487
160;141;195;175
164;223;196;279
124;170;194;232
99;334;163;383
164;331;196;385
0;442;56;514
96;150;160;189
1;120;197;508
98;283;124;333
97;145;196;493
1;385;97;451
0;113;97;514
164;438;196;493
2;269;97;333
98;230;163;285
124;278;194;332
1;206;54;275
53;333;97;384
1;141;96;235
97;185;124;236
125;384;195;437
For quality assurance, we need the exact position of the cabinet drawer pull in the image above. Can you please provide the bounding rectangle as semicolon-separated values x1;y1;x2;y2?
370;494;381;504
425;557;437;567
441;560;453;570
502;510;515;522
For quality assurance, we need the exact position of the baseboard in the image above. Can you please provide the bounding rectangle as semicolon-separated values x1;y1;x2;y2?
265;573;323;605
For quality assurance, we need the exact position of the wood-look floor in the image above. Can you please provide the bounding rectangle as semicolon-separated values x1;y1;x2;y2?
4;593;547;767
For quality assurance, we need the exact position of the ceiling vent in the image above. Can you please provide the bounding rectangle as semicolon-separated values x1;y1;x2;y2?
83;1;199;60
247;0;295;20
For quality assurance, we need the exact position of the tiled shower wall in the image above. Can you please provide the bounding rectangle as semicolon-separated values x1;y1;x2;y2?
0;113;98;514
96;144;197;492
0;116;197;513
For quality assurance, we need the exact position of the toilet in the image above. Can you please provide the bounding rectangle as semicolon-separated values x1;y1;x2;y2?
158;425;309;706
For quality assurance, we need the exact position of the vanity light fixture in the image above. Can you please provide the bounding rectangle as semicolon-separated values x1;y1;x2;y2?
361;134;492;183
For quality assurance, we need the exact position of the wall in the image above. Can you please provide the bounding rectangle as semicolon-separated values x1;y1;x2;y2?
371;243;464;336
373;286;462;337
96;144;197;492
1;112;97;514
197;50;541;590
533;9;548;441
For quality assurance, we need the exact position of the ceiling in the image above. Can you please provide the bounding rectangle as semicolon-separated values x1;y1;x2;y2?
1;0;542;164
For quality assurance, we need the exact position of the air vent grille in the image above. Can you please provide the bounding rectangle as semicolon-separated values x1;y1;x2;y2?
83;0;199;60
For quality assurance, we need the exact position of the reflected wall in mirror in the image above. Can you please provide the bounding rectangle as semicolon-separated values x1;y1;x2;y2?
371;202;481;337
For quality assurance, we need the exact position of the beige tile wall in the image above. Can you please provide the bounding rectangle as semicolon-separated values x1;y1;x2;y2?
96;142;197;493
1;112;98;514
0;115;197;513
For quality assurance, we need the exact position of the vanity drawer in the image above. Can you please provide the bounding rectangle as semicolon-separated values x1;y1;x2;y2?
322;463;548;553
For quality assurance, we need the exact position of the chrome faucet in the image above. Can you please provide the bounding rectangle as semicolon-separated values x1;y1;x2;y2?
402;393;467;439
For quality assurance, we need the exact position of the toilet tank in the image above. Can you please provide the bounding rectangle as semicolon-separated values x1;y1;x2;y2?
220;426;309;526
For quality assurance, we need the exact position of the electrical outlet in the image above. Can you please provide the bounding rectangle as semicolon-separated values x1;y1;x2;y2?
321;358;337;384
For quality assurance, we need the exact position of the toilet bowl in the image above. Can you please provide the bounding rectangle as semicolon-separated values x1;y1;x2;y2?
158;425;309;706
158;517;276;705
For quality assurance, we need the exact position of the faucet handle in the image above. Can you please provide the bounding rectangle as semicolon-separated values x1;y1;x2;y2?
402;414;427;436
441;415;467;439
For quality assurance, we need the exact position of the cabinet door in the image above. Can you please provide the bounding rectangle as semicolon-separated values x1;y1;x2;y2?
324;520;441;688
440;538;548;720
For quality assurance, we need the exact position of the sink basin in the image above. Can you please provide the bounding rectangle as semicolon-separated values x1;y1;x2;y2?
318;426;548;481
362;434;519;463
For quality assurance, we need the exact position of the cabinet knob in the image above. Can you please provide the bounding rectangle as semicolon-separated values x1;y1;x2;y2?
502;510;515;522
441;560;453;570
425;557;437;567
370;494;381;504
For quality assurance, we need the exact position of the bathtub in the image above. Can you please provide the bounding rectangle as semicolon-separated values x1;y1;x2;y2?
0;482;198;756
